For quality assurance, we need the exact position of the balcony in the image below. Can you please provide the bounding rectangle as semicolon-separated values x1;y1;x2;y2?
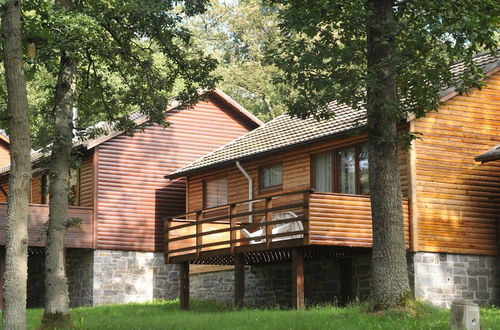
164;190;410;263
0;203;94;249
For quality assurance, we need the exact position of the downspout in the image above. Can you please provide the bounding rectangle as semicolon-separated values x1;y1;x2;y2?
236;161;253;223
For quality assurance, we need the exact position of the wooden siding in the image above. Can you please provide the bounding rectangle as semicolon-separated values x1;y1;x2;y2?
309;193;410;248
0;142;9;168
96;97;255;252
188;133;409;213
413;71;500;255
0;203;93;248
0;176;7;203
31;175;42;204
79;153;94;207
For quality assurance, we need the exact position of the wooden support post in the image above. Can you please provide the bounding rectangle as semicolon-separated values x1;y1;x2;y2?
265;197;272;248
340;257;352;306
196;211;202;257
292;248;305;310
234;254;245;309
230;204;236;253
179;262;190;310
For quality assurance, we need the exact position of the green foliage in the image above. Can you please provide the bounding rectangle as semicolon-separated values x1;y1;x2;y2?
16;299;500;330
186;0;288;122
268;0;499;123
1;0;218;148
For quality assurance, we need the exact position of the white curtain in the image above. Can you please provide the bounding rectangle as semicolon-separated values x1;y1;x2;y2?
314;153;332;192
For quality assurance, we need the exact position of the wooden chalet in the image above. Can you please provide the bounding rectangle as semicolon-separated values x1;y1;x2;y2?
165;53;500;309
0;89;262;307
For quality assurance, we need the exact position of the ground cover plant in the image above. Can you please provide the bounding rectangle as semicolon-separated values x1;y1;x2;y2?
15;300;500;330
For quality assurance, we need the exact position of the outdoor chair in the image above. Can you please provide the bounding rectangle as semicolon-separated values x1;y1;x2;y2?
240;211;303;244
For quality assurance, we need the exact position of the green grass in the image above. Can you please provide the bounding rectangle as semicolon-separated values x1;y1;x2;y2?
19;300;500;330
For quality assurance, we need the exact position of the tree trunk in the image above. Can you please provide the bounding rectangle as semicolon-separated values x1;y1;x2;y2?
1;0;32;329
41;1;77;325
366;0;410;310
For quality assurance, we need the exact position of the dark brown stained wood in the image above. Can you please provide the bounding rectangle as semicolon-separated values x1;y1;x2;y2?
0;203;93;248
180;261;189;310
308;193;410;248
234;254;244;309
96;97;255;252
0;175;8;203
30;175;42;204
413;71;500;256
292;248;305;310
79;153;94;207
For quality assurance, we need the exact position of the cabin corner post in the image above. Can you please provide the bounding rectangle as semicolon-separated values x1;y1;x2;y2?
292;247;305;310
234;254;245;310
408;120;419;252
179;262;190;310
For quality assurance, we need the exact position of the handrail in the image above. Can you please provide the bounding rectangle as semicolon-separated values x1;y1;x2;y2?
165;190;311;258
167;202;307;232
163;189;313;221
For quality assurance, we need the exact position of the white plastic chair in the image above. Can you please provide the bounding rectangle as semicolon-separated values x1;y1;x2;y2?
240;211;303;244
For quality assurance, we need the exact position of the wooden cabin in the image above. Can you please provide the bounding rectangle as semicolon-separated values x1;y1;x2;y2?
165;53;500;309
0;89;262;307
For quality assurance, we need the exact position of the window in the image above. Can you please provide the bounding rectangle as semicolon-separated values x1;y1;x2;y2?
313;153;332;192
338;147;356;194
260;164;283;190
204;177;228;208
312;144;369;195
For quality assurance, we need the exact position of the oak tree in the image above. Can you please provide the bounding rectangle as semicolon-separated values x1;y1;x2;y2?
270;0;498;309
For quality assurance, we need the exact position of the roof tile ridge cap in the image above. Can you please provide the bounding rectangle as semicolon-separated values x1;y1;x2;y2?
170;114;285;175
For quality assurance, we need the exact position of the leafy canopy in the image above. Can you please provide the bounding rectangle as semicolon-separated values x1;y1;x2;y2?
269;0;499;122
1;0;217;148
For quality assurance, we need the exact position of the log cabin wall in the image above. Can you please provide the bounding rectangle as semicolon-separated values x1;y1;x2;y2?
413;70;500;256
0;141;10;168
78;152;94;207
187;132;409;213
95;97;256;252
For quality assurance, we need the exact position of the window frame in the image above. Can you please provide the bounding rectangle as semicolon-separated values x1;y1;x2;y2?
202;175;228;209
311;143;369;195
259;162;283;193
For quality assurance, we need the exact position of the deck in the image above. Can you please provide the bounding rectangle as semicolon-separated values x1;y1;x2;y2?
164;190;410;264
0;203;94;248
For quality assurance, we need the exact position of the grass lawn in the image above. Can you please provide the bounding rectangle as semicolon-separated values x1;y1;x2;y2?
20;300;500;330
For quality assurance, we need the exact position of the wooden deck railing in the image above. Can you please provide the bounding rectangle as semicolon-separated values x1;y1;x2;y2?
164;191;411;262
0;203;94;249
165;190;310;261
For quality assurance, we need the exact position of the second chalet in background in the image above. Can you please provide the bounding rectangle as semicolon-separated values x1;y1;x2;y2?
0;89;261;307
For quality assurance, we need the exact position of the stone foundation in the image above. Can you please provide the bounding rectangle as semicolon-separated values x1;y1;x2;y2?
413;252;499;308
190;258;342;307
67;249;94;307
92;250;178;305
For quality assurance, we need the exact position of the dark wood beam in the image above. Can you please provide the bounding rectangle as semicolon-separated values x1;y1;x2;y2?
234;254;245;309
179;262;189;310
292;248;305;310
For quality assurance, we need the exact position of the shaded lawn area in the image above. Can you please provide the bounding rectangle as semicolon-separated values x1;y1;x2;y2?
21;300;500;330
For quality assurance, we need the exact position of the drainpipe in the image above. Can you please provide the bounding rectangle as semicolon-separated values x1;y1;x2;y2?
236;161;253;223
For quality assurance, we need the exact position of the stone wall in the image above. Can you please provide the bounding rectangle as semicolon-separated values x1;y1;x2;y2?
351;254;372;301
67;249;94;307
190;259;342;307
413;252;499;308
27;249;45;308
92;250;178;305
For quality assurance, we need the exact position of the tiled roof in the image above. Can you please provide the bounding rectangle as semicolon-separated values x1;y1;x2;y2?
475;144;500;163
168;102;366;178
168;51;499;178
